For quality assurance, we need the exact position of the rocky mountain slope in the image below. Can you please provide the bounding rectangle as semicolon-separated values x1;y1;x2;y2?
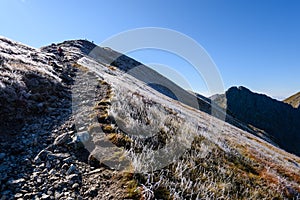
284;92;300;109
1;37;300;199
211;86;300;157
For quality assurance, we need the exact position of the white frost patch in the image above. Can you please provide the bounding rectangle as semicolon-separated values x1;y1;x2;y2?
0;36;60;81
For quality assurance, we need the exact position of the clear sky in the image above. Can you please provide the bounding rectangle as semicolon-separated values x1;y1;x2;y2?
1;0;299;99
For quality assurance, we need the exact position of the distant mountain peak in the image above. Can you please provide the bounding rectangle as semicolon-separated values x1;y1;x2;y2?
237;85;249;91
1;37;300;199
213;86;300;156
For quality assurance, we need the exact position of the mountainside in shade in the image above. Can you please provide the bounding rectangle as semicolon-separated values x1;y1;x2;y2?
1;36;300;199
284;92;300;109
212;86;300;156
64;40;277;147
197;92;276;146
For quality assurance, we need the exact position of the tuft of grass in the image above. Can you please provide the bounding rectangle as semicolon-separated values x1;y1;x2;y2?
102;125;116;133
97;113;109;123
94;104;110;110
72;62;89;72
121;173;142;199
99;80;109;85
98;99;111;106
108;66;117;71
106;133;132;149
84;78;300;199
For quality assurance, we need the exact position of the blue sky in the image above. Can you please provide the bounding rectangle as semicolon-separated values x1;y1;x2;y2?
1;0;299;99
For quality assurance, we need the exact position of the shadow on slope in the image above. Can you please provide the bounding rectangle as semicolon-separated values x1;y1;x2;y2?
58;40;278;145
83;43;226;120
220;86;300;156
0;53;76;197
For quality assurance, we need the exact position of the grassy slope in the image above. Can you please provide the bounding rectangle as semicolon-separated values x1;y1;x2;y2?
284;92;300;108
76;53;300;199
3;37;299;199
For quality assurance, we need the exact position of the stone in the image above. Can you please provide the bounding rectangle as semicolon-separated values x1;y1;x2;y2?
69;124;76;131
37;178;42;184
78;127;85;131
34;150;51;163
46;161;51;169
72;183;79;189
48;169;56;175
41;193;50;200
61;163;69;170
66;164;76;175
47;190;53;196
24;193;34;198
73;131;90;143
14;193;23;198
8;178;26;185
62;157;73;163
53;133;70;146
47;153;70;161
54;191;62;199
66;174;79;181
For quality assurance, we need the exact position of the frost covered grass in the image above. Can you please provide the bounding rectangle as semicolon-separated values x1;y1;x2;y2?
62;42;300;199
126;137;300;199
103;82;300;199
0;37;61;82
109;86;198;172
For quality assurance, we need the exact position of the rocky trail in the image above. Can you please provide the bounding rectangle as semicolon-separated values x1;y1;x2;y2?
1;38;300;200
0;43;133;199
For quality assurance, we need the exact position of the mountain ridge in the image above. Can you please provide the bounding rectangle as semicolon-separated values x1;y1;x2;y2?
56;39;278;148
1;36;300;199
211;86;300;156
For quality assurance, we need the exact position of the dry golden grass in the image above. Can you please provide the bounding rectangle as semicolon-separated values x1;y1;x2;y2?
99;80;109;85
74;56;300;199
283;92;300;108
101;85;300;199
118;172;142;199
106;133;132;147
72;62;89;72
97;99;111;106
102;125;116;133
242;145;300;193
107;65;117;71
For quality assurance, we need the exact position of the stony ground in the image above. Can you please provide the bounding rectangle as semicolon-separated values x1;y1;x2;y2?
1;38;300;200
0;43;135;199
